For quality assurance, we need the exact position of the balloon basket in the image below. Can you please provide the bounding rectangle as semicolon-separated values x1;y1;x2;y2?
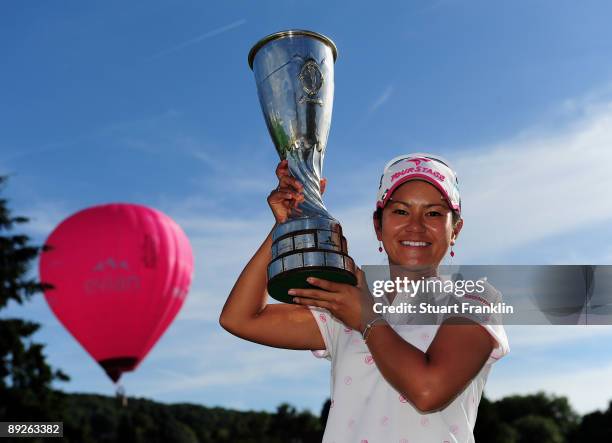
115;383;128;408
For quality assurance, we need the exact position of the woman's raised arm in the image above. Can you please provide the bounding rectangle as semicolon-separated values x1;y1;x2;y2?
218;160;326;351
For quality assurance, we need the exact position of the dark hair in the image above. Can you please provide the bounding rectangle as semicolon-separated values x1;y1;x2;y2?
373;206;461;228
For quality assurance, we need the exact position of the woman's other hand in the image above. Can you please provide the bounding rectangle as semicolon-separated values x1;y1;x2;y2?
289;267;375;332
267;160;327;224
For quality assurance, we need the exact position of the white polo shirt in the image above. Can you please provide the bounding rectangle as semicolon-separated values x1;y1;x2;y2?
309;277;510;443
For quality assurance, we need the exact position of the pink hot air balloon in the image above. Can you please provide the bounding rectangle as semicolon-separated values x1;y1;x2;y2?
39;203;194;383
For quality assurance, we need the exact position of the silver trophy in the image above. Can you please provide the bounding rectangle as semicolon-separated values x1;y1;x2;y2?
249;30;357;303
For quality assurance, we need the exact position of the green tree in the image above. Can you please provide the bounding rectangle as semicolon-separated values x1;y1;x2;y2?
269;402;323;443
570;400;612;442
320;398;331;431
495;391;579;437
513;415;564;443
474;395;519;443
0;176;69;421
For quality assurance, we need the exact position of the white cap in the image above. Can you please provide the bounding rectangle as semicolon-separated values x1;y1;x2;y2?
376;153;461;214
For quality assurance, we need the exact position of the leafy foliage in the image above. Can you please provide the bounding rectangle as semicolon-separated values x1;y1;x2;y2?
55;394;324;443
0;176;70;424
475;391;612;443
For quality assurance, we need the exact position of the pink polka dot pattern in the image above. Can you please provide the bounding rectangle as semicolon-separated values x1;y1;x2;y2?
380;416;389;427
420;417;430;427
450;424;459;434
344;376;352;385
399;394;407;403
364;354;375;365
420;332;430;342
399;439;409;443
319;313;327;323
360;440;368;443
344;327;352;333
351;336;362;346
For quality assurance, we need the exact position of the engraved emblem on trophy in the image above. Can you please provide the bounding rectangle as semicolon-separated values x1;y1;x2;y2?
248;30;357;303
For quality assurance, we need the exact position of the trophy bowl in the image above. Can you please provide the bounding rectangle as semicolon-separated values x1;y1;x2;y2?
249;30;357;303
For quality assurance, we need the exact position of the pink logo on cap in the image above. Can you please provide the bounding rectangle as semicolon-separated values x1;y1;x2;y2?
390;157;446;183
407;157;431;167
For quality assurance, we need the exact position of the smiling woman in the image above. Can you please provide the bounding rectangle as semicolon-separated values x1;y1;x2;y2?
219;153;509;443
376;184;461;270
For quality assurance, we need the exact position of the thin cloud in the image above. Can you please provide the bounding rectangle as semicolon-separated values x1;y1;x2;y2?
148;19;247;61
505;325;612;348
3;110;182;164
137;346;323;395
3;140;82;163
346;96;612;263
9;201;71;239
487;360;612;414
454;102;612;262
369;85;394;113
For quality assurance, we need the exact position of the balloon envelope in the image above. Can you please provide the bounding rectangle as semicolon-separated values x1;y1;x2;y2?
39;203;194;382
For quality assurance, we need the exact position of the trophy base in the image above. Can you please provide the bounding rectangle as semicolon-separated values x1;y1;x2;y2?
267;217;357;303
268;267;357;304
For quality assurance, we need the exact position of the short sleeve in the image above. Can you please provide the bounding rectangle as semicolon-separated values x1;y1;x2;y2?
443;279;510;364
470;280;510;363
308;306;341;361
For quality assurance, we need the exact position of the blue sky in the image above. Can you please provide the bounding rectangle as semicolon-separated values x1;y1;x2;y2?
2;1;612;415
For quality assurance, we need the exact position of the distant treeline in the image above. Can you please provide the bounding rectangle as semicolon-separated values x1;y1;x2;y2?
1;390;611;443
